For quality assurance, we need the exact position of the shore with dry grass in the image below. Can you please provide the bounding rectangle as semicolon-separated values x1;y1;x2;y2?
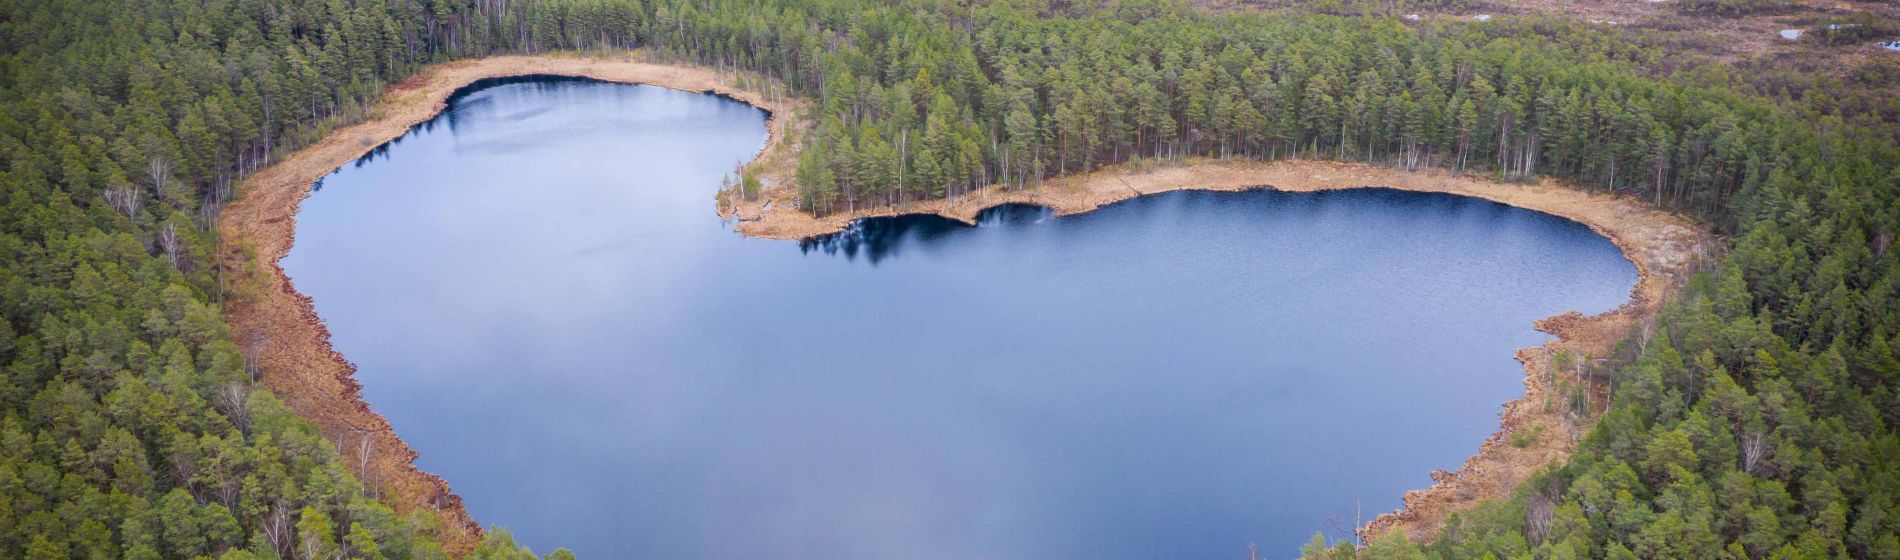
218;52;797;555
220;53;1710;552
728;157;1714;541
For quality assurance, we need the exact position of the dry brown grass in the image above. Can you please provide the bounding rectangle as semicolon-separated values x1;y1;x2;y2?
727;157;1714;540
218;52;795;556
225;50;1714;551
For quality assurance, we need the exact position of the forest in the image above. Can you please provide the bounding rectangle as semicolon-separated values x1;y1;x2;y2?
0;0;1895;558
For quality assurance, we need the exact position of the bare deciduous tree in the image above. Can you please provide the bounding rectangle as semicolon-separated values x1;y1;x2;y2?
356;429;377;495
218;380;252;436
199;173;232;227
103;185;144;217
147;155;175;204
158;222;183;267
242;329;269;380
1742;432;1768;475
263;503;291;557
170;444;199;493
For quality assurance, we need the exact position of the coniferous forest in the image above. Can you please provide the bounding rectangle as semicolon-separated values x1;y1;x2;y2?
2;0;1897;558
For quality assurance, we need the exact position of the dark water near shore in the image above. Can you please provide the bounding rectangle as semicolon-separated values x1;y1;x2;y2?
283;77;1637;559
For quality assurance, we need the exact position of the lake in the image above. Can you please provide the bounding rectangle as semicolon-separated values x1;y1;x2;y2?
282;77;1637;559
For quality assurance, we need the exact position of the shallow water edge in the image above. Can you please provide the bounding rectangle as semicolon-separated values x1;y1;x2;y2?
218;53;1713;554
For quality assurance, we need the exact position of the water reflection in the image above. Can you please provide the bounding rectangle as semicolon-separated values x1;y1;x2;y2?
283;78;1639;560
801;204;1054;264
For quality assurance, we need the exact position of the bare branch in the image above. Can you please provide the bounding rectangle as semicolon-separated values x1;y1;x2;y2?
1742;432;1768;476
158;222;183;268
218;381;253;436
103;185;145;218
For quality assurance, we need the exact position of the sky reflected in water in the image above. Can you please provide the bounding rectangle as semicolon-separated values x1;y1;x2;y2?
283;78;1638;560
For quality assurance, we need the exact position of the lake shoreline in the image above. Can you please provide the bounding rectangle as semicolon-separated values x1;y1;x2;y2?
734;158;1715;542
218;53;796;555
220;53;1710;553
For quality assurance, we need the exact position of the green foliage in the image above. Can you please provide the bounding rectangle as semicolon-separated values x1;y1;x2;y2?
1678;0;1787;17
4;0;1896;558
0;0;588;557
1809;12;1897;46
1510;425;1545;448
641;5;1900;555
1338;93;1900;557
464;529;573;560
727;169;764;201
598;0;1839;227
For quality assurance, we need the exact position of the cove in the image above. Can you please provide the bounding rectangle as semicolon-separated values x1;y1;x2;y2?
281;77;1638;559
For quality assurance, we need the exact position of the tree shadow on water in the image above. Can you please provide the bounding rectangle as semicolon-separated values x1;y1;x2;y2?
798;203;1052;265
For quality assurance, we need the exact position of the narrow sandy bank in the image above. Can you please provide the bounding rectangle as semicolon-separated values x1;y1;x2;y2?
731;159;1715;541
221;53;1709;552
218;53;793;555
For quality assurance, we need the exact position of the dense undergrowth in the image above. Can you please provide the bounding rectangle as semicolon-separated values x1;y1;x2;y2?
1;0;1894;558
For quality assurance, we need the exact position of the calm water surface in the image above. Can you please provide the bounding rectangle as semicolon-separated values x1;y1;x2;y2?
283;77;1637;559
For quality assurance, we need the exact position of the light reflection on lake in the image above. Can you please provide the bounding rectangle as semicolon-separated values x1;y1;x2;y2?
283;77;1638;560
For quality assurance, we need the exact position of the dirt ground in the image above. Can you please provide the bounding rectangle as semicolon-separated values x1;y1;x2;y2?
1199;0;1900;74
1411;0;1898;66
223;52;1711;553
217;53;793;555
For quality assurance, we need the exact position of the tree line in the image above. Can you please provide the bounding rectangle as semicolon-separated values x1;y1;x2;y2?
2;0;1897;558
589;0;1808;227
0;0;581;557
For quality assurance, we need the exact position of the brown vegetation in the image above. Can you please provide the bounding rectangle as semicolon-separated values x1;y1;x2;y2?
223;52;1709;552
727;159;1714;541
217;53;793;555
1203;0;1900;74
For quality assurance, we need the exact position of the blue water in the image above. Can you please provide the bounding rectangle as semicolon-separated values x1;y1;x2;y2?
282;77;1637;559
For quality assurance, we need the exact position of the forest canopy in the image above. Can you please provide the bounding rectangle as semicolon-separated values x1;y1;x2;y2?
1;0;1896;558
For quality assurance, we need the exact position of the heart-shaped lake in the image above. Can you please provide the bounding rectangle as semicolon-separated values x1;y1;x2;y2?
282;77;1637;559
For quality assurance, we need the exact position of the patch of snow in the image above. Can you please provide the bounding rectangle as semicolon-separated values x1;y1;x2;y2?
1879;40;1900;52
1824;23;1861;31
1404;14;1420;21
1780;29;1803;40
1473;14;1492;21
